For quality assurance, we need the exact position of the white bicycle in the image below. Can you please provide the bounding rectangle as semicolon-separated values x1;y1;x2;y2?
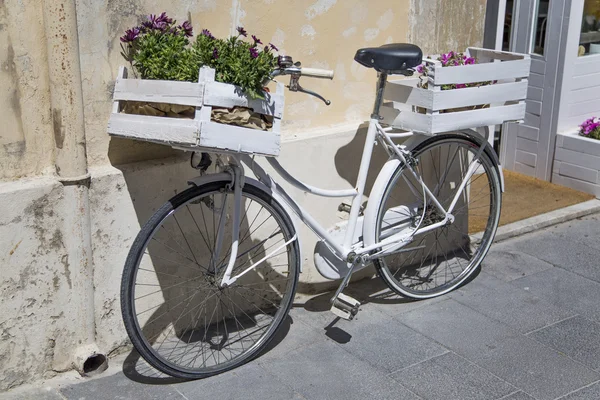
120;43;503;378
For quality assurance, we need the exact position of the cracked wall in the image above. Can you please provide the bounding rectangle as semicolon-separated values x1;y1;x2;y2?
0;0;54;181
0;0;488;391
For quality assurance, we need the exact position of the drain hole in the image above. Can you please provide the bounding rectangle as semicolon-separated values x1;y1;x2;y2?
83;354;108;376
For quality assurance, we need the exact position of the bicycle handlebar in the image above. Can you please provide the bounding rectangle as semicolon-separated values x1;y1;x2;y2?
300;67;335;79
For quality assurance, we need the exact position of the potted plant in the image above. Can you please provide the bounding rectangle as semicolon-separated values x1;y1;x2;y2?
381;47;531;134
107;12;285;156
579;116;600;140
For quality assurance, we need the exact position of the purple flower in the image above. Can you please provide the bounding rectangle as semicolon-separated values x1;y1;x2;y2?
145;14;168;31
249;47;259;58
237;26;248;37
416;64;424;73
252;35;262;45
440;52;452;66
456;83;467;89
465;57;476;65
201;29;215;39
156;12;173;25
120;27;140;43
268;42;279;51
213;47;219;59
579;117;600;136
180;21;193;37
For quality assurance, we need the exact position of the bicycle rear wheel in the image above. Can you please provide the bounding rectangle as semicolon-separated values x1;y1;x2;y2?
121;181;299;378
374;134;502;299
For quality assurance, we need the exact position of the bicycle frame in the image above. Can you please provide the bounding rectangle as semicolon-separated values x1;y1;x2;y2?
216;73;490;287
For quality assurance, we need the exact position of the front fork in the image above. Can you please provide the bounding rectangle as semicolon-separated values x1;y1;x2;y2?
209;157;244;288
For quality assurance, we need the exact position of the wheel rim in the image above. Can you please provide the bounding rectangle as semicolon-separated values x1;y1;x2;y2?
128;186;297;375
375;138;500;297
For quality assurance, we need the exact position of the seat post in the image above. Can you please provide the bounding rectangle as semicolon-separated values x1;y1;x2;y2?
371;72;388;119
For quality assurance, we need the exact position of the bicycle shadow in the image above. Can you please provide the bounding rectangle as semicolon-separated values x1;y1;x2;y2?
121;315;295;385
113;154;300;384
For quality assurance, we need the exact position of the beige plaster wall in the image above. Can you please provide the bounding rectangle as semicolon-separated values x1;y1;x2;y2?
78;0;412;168
0;0;487;179
0;1;55;181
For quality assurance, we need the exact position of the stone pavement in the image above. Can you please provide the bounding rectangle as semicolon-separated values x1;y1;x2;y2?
3;212;600;400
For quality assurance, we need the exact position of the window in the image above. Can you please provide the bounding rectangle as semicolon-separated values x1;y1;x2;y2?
530;0;550;55
580;0;600;56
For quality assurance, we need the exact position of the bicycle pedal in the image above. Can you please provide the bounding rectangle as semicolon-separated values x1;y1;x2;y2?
330;293;361;321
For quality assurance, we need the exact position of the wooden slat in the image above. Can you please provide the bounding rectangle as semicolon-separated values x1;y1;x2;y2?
530;59;546;75
385;80;528;111
203;81;284;118
527;86;543;102
572;72;600;91
113;79;204;106
108;113;199;145
526;100;542;116
433;59;531;85
572;55;600;77
517;125;540;141
516;137;538;153
432;81;528;110
525;112;541;128
515;161;536;176
516;150;537;167
430;103;526;133
380;104;432;132
569;86;600;104
568;100;600;118
384;79;433;108
382;103;526;134
199;121;280;157
528;72;544;88
467;47;528;61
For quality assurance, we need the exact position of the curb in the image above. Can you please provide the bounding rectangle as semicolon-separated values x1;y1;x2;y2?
494;199;600;243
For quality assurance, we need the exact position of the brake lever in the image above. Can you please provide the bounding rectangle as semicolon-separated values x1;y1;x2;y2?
287;72;331;106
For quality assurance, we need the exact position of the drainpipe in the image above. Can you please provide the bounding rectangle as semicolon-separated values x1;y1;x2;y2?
43;0;107;376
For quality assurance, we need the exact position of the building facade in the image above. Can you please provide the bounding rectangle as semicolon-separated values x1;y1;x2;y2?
0;0;486;390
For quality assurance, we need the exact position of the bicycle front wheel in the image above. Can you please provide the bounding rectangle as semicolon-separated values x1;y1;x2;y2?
374;134;502;299
121;181;299;379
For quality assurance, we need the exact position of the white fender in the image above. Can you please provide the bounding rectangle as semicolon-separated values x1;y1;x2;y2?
362;158;402;248
362;130;505;249
187;173;304;272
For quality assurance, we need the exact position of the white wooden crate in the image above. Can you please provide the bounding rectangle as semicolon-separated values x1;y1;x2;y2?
381;47;531;135
107;66;284;157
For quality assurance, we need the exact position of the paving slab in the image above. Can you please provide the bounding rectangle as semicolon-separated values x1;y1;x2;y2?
546;213;600;252
397;299;600;400
173;363;304;400
481;247;554;282
500;392;537;400
59;371;184;400
513;267;600;323
0;388;64;400
558;381;600;399
258;341;420;400
528;315;600;372
294;304;448;374
452;272;576;334
390;351;516;400
501;229;600;283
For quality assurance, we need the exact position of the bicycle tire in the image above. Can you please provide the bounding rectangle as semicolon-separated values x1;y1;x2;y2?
121;181;300;379
373;134;502;299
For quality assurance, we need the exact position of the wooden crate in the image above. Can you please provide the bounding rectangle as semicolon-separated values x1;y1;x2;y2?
381;48;531;135
107;67;284;157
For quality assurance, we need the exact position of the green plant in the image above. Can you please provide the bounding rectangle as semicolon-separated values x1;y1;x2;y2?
120;14;279;99
191;28;278;99
579;117;600;140
415;51;493;90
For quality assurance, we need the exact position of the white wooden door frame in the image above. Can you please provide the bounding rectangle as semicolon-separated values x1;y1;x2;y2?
496;0;571;181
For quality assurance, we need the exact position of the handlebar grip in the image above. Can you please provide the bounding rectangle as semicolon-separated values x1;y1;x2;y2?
301;67;335;79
